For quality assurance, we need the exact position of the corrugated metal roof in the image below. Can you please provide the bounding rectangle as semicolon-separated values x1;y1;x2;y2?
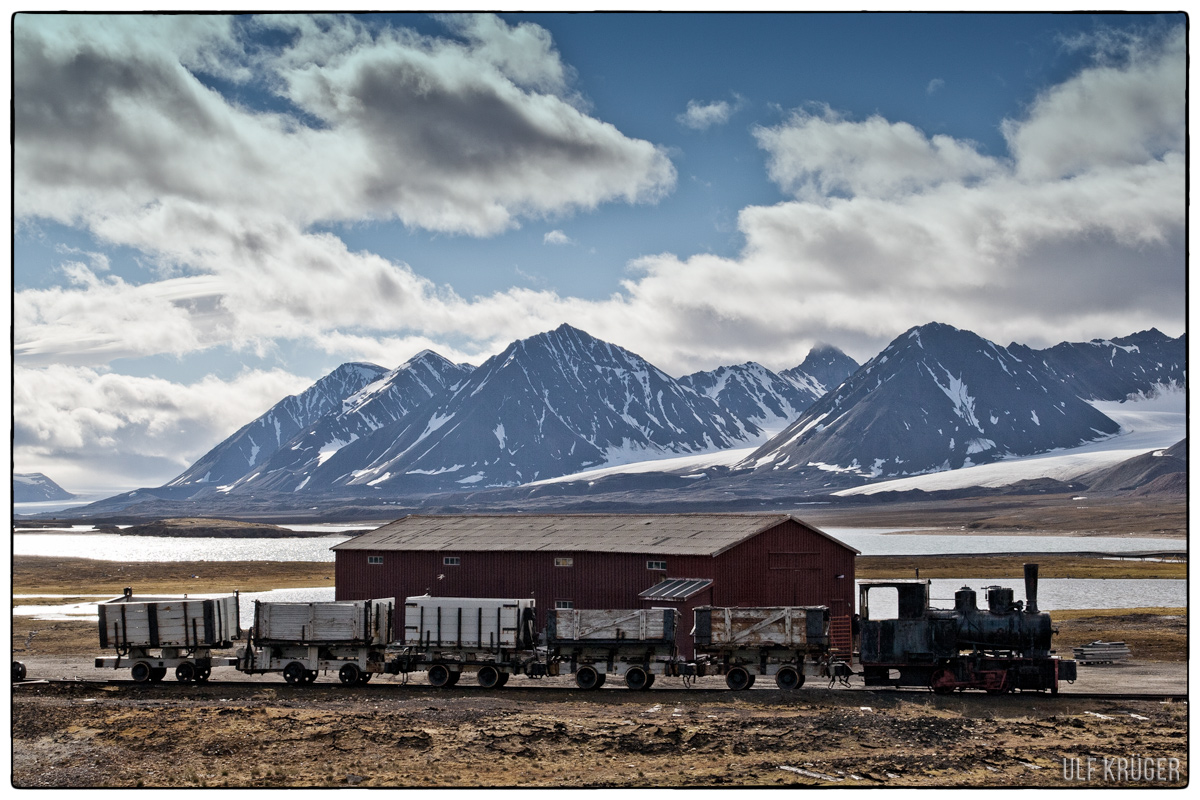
331;513;858;556
639;578;713;601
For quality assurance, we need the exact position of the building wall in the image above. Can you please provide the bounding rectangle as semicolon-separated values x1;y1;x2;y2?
334;518;856;657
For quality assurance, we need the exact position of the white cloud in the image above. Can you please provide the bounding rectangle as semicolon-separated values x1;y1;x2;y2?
12;364;312;490
926;78;945;95
543;229;574;246
677;97;738;130
14;13;676;238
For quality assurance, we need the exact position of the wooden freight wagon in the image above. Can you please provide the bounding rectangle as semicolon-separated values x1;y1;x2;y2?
398;596;551;687
237;598;394;685
95;588;241;683
694;605;831;690
546;608;693;690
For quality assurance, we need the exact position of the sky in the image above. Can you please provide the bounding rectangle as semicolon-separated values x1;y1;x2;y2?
9;11;1188;495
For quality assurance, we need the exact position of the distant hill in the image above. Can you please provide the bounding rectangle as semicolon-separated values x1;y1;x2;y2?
13;473;76;502
1079;438;1187;494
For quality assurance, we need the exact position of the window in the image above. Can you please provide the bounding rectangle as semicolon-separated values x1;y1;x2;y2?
554;557;574;567
647;560;667;571
443;556;460;566
367;556;383;565
555;600;575;609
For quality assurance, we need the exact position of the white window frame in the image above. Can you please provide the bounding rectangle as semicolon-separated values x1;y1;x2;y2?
443;556;461;566
367;556;383;565
647;560;667;571
554;600;575;610
554;557;574;567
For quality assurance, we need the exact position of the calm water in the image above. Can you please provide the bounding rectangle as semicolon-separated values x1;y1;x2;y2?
12;527;1184;562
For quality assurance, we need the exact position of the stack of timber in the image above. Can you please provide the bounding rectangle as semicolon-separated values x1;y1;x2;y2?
1072;640;1132;665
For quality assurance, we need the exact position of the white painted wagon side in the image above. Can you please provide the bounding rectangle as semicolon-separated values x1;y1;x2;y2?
403;596;535;649
238;598;396;686
94;591;241;683
253;599;393;645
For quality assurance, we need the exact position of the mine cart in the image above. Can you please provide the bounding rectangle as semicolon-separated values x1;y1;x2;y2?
394;596;553;687
693;605;831;690
237;598;395;685
95;588;241;683
546;608;693;690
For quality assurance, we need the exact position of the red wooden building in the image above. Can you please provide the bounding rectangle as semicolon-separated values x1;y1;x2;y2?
332;513;858;656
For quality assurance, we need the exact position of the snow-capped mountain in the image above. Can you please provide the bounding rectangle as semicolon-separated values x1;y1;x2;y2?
166;362;388;490
243;324;760;493
680;347;859;435
780;343;860;397
219;351;475;493
1016;328;1186;402
745;322;1124;482
13;472;75;502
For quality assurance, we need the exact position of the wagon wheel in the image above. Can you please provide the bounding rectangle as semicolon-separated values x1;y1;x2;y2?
725;666;752;691
304;670;319;684
477;665;503;689
445;670;460;686
358;672;373;684
427;664;453;688
131;662;152;683
775;665;803;691
644;673;655;689
575;665;601;691
195;666;211;683
624;666;651;691
175;662;196;683
339;664;363;686
150;667;168;683
282;662;306;686
12;661;27;682
495;671;510;687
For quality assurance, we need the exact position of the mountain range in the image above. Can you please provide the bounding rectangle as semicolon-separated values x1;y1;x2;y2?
13;473;76;503
62;321;1184;516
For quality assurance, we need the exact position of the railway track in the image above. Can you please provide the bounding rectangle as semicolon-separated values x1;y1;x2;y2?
13;678;1187;703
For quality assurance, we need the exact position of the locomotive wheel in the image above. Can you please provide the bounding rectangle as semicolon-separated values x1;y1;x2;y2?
725;666;752;691
150;667;167;683
575;665;601;690
339;664;363;685
282;662;306;686
624;666;651;691
12;661;27;682
175;662;197;683
131;662;152;683
930;668;955;695
775;665;803;690
427;664;453;688
477;666;503;689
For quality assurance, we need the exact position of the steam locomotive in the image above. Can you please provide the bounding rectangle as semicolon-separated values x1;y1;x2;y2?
858;563;1076;694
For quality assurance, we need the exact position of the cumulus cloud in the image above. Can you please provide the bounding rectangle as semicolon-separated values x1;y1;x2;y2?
926;78;945;95
543;229;574;245
14;13;675;237
13;364;312;490
677;96;740;130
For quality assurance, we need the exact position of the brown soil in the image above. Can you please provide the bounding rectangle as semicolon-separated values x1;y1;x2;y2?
857;554;1186;580
1052;609;1188;663
10;682;1188;788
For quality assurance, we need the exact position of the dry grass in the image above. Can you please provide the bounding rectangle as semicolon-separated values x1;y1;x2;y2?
856;554;1186;580
13;556;333;595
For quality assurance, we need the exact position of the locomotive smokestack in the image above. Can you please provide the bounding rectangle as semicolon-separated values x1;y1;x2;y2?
1024;563;1039;614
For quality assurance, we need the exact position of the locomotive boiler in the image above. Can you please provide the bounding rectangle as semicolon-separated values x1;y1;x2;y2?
858;563;1077;694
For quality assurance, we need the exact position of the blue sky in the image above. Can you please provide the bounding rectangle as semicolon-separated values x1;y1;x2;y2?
11;12;1186;493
